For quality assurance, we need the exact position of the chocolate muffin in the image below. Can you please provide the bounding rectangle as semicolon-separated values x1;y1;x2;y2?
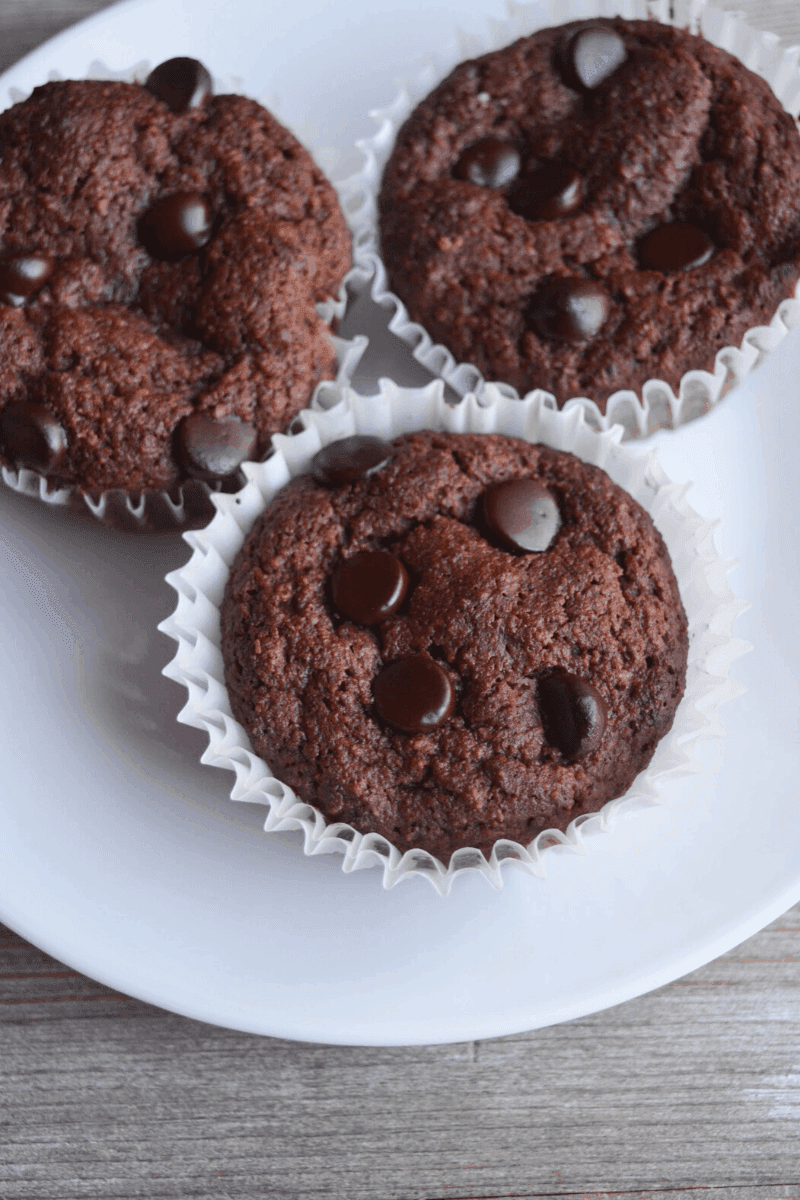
0;59;351;495
220;430;688;862
378;19;800;407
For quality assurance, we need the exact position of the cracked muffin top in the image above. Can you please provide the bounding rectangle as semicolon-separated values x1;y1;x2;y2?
379;18;800;408
220;430;688;862
0;58;351;494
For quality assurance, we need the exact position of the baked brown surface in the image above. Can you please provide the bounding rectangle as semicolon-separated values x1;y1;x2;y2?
221;431;688;862
378;18;800;408
0;71;350;492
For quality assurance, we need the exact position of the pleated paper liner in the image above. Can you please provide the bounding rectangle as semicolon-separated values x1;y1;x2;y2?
160;378;750;894
339;0;800;438
0;333;365;533
0;60;367;532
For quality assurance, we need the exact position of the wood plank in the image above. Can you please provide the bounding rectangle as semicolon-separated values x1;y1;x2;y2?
2;907;799;1197
1;0;800;1197
0;0;116;75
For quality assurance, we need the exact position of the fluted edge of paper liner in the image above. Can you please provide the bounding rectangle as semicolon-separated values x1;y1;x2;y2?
337;0;800;439
0;60;367;531
158;378;750;895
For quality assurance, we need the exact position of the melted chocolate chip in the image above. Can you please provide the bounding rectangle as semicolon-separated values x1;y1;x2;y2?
559;25;627;91
509;164;583;221
639;221;715;273
0;403;67;473
144;57;213;113
454;138;520;189
138;193;212;260
373;655;455;734
332;551;409;625
311;436;392;486
538;673;607;761
529;277;610;342
175;413;258;482
0;255;54;305
483;478;561;553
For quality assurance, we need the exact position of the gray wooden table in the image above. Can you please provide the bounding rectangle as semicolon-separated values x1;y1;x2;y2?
2;1;800;1197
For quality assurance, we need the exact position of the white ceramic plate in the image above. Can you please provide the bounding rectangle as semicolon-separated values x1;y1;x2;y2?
1;0;799;1046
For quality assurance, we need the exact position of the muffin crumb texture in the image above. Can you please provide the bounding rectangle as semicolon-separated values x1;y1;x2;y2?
221;431;689;861
378;18;800;407
0;64;351;492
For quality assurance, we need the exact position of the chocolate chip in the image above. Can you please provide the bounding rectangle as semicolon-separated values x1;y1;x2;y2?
373;655;455;734
529;277;610;342
559;25;627;91
509;164;583;221
483;478;561;553
0;256;54;305
144;57;213;113
311;436;392;486
0;403;67;473
175;413;258;482
538;673;607;761
332;551;409;625
454;138;520;189
639;221;715;273
138;193;212;260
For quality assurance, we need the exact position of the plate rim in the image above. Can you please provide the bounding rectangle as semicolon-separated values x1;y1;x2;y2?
1;0;799;1047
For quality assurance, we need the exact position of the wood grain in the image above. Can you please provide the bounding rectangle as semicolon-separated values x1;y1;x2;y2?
1;0;800;1197
0;0;114;74
2;908;800;1198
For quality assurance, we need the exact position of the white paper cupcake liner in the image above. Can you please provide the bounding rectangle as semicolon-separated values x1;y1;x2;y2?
0;61;367;532
339;0;800;439
159;378;750;894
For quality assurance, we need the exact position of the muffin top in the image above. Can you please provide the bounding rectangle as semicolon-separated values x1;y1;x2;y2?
221;430;688;861
379;18;800;408
0;60;351;493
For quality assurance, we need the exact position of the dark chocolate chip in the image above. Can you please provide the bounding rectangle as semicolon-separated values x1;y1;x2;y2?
175;413;258;482
529;277;610;342
483;478;561;553
0;402;67;473
138;193;212;260
373;655;455;734
639;221;715;273
311;436;392;486
144;57;213;113
454;138;520;189
0;255;54;305
559;25;627;91
538;672;607;761
509;164;583;221
332;551;409;625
